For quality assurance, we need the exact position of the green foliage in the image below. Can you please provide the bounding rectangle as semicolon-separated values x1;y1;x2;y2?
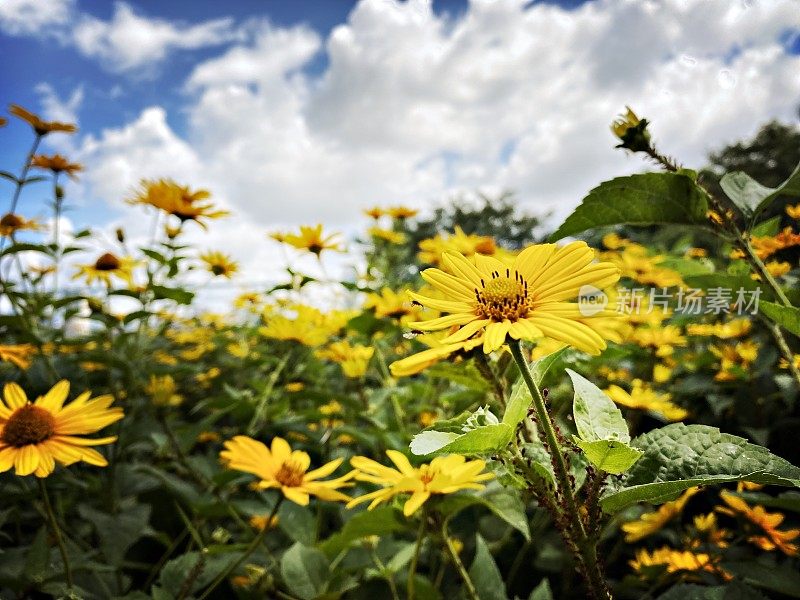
601;424;800;513
550;173;709;241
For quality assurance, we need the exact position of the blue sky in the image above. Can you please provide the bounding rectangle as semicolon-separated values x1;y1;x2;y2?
1;0;799;299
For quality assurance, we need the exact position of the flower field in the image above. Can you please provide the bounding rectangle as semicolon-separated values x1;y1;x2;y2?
1;103;800;600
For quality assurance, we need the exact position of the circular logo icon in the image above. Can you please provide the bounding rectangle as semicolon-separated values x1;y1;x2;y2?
577;285;608;317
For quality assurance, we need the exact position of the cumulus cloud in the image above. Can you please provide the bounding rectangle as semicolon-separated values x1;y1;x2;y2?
47;0;800;300
0;0;73;37
72;2;240;74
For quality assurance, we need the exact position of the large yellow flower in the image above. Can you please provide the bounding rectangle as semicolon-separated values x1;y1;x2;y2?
220;436;353;506
73;252;136;287
9;104;77;136
347;451;493;516
0;381;123;477
129;179;228;227
404;242;620;354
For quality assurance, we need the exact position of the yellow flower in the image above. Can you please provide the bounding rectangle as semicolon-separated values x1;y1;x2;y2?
751;260;791;280
197;431;220;444
275;224;343;256
73;252;136;287
787;203;800;219
196;367;221;388
30;154;83;178
685;247;708;258
260;304;354;347
145;375;183;407
316;341;374;378
220;436;353;506
0;344;36;370
0;381;123;477
347;451;493;516
733;227;800;260
630;547;719;577
652;363;673;383
630;325;687;357
363;207;385;220
611;106;651;152
249;514;280;531
234;292;262;310
403;242;620;355
390;336;483;378
686;319;751;339
417;410;438;428
369;227;406;244
129;179;228;227
600;243;684;287
710;341;759;381
200;251;238;278
691;513;730;548
364;288;421;323
9;104;77;136
622;488;699;542
0;213;42;237
611;106;642;139
417;226;504;266
779;354;800;370
0;116;6;127
717;492;799;555
386;206;418;219
605;379;687;421
284;382;305;392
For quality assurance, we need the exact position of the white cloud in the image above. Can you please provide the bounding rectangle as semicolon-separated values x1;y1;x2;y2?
58;0;800;302
72;2;240;73
0;0;73;36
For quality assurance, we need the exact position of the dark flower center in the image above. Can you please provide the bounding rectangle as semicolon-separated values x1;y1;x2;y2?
2;405;56;447
275;460;305;487
95;252;121;271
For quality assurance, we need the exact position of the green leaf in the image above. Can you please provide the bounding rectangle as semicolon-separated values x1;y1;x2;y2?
319;506;406;556
159;551;235;597
567;369;630;443
550;173;708;241
601;423;800;513
78;503;151;566
151;285;195;305
437;486;530;540
723;560;800;597
528;579;554;600
468;535;508;600
409;423;513;456
572;438;643;475
751;215;781;237
278;501;316;546
503;347;567;427
720;158;800;222
759;301;800;337
23;527;50;584
280;542;330;600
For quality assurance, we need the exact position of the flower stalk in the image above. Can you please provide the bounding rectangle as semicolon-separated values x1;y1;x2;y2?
509;339;611;599
38;478;74;588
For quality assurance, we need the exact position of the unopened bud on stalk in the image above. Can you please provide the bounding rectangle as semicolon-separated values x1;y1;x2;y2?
611;106;651;152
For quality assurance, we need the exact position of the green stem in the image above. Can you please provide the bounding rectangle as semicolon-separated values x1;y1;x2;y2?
440;519;479;600
197;496;283;600
38;478;73;588
407;516;426;600
508;340;611;599
369;548;401;600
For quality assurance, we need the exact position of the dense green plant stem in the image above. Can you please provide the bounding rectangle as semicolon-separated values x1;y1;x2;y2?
509;340;611;600
440;519;479;600
38;479;74;588
198;496;284;600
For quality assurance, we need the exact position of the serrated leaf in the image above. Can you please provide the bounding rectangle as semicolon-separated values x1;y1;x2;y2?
572;438;642;475
409;423;513;456
567;369;629;443
503;347;567;427
759;301;800;337
550;173;708;241
468;535;508;600
601;423;800;513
